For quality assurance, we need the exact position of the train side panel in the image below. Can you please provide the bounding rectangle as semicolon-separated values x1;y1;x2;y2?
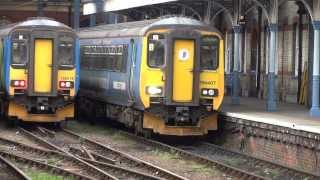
0;38;5;92
80;37;143;108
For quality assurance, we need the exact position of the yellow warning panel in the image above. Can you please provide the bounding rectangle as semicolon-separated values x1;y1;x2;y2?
173;39;195;102
34;39;53;93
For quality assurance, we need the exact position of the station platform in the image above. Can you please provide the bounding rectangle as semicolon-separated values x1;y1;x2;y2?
220;97;320;134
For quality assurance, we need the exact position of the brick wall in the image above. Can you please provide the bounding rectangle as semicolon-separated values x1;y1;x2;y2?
0;10;71;25
215;124;320;173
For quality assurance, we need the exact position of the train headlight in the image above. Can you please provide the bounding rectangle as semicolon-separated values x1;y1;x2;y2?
146;86;163;96
11;80;26;88
202;89;208;95
65;81;71;88
201;89;218;97
208;89;215;96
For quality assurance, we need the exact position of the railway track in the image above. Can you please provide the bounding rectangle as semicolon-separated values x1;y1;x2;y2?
64;127;266;180
0;135;116;180
20;127;186;180
0;154;30;180
183;142;320;180
115;130;320;180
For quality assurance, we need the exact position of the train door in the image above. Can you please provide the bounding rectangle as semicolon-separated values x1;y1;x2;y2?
34;39;53;93
172;39;195;102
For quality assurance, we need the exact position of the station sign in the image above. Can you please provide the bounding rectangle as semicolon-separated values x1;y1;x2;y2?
83;2;97;15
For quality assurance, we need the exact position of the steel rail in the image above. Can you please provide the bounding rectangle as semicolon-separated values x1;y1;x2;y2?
0;150;94;180
17;128;118;180
21;127;184;180
61;128;188;180
116;130;268;180
0;154;31;180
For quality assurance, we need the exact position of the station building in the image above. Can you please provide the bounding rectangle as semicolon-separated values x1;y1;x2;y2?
2;0;320;132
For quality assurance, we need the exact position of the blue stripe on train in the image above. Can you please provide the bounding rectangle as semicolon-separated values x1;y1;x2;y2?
132;37;144;110
75;38;80;94
4;37;11;94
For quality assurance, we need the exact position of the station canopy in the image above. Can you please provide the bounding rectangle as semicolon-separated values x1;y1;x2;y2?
83;0;235;21
104;0;179;12
83;0;179;15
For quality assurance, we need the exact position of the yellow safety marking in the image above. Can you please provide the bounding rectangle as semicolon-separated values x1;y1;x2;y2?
8;101;74;122
143;112;217;136
34;39;53;93
173;39;194;102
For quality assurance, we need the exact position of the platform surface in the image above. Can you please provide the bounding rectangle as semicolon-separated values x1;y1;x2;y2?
220;97;320;134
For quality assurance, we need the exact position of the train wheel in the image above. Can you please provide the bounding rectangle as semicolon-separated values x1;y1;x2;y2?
5;117;19;128
134;116;152;138
2;102;17;127
75;97;84;122
142;129;152;139
54;122;61;129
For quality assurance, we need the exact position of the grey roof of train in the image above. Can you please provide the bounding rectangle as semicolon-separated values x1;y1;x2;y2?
78;17;208;38
0;17;71;37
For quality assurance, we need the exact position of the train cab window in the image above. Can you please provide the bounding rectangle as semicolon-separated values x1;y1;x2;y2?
58;36;74;67
12;33;29;68
148;34;165;68
200;36;219;70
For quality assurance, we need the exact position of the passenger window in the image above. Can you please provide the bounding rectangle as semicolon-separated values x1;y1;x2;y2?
148;34;165;68
58;35;74;67
81;44;128;72
12;32;29;67
200;36;219;70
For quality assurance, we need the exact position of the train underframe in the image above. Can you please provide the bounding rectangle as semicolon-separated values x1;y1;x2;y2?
0;96;74;123
77;96;218;136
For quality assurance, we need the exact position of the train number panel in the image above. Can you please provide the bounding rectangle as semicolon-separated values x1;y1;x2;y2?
78;17;224;136
0;17;80;123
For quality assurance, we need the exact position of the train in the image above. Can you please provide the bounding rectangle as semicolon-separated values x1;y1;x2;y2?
0;17;80;124
77;17;224;136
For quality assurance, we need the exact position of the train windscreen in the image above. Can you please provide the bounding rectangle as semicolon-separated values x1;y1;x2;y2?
12;32;29;67
200;36;219;70
58;35;74;67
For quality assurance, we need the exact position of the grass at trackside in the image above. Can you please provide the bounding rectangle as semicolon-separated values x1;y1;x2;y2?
26;172;71;180
152;148;217;175
22;166;74;180
152;148;180;160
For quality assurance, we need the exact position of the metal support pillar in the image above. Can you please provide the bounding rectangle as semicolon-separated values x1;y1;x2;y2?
90;14;96;27
232;25;241;105
267;24;278;111
73;0;80;30
114;14;118;24
310;21;320;117
37;0;45;17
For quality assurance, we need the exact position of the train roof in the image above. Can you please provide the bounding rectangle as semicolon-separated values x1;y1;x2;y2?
0;17;72;37
78;16;219;39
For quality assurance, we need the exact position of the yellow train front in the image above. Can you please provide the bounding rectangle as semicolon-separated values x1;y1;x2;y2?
0;17;80;123
78;17;224;136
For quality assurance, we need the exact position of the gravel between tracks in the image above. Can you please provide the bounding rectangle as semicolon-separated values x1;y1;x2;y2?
66;121;234;180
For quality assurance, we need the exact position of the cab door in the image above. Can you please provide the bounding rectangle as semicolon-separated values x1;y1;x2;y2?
172;39;195;102
34;39;53;93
